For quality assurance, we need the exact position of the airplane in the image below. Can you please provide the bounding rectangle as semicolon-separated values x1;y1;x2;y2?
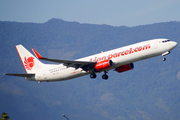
4;38;177;83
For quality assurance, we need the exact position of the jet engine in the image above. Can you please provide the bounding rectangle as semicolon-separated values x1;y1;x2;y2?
95;59;113;71
115;63;134;73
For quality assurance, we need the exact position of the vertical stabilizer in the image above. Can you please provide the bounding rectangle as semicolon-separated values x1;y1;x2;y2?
16;44;44;73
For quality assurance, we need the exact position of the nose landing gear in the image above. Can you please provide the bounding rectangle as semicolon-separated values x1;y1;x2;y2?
162;57;166;61
162;51;170;61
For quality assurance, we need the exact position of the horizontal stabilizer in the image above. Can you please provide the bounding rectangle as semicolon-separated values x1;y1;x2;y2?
4;73;35;77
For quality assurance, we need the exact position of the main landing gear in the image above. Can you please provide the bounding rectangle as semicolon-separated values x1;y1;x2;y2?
90;73;97;79
102;71;108;80
90;71;108;80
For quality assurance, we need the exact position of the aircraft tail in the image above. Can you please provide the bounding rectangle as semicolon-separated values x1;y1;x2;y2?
16;44;44;73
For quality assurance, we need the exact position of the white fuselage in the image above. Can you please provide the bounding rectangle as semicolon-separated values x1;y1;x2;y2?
27;39;177;82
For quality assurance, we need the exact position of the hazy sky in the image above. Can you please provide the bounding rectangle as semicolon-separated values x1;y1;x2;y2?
0;0;180;26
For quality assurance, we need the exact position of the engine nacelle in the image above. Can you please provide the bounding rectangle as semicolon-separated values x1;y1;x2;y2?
95;59;113;71
115;63;134;73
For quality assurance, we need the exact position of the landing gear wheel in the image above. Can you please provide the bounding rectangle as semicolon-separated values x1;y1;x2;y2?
162;57;166;61
102;74;108;80
90;73;97;79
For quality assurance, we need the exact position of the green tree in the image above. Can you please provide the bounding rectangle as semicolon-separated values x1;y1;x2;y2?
0;112;10;120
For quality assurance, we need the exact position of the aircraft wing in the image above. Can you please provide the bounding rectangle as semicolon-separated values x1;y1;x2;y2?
32;49;96;71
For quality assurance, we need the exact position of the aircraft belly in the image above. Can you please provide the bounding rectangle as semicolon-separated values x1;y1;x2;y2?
35;68;60;81
57;68;87;81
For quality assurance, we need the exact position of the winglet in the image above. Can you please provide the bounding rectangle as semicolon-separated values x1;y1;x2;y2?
32;49;44;59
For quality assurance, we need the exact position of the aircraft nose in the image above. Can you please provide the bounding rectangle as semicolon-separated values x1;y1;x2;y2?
172;41;177;47
170;41;177;49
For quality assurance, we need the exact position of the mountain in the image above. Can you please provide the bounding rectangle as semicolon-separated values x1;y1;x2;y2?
0;18;180;120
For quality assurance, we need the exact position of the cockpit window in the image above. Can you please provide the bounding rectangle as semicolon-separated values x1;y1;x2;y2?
162;40;170;43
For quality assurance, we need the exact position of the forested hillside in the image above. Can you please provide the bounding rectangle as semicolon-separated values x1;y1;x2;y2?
0;19;180;120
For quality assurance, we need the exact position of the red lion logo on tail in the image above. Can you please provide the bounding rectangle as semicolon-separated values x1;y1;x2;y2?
24;57;35;70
